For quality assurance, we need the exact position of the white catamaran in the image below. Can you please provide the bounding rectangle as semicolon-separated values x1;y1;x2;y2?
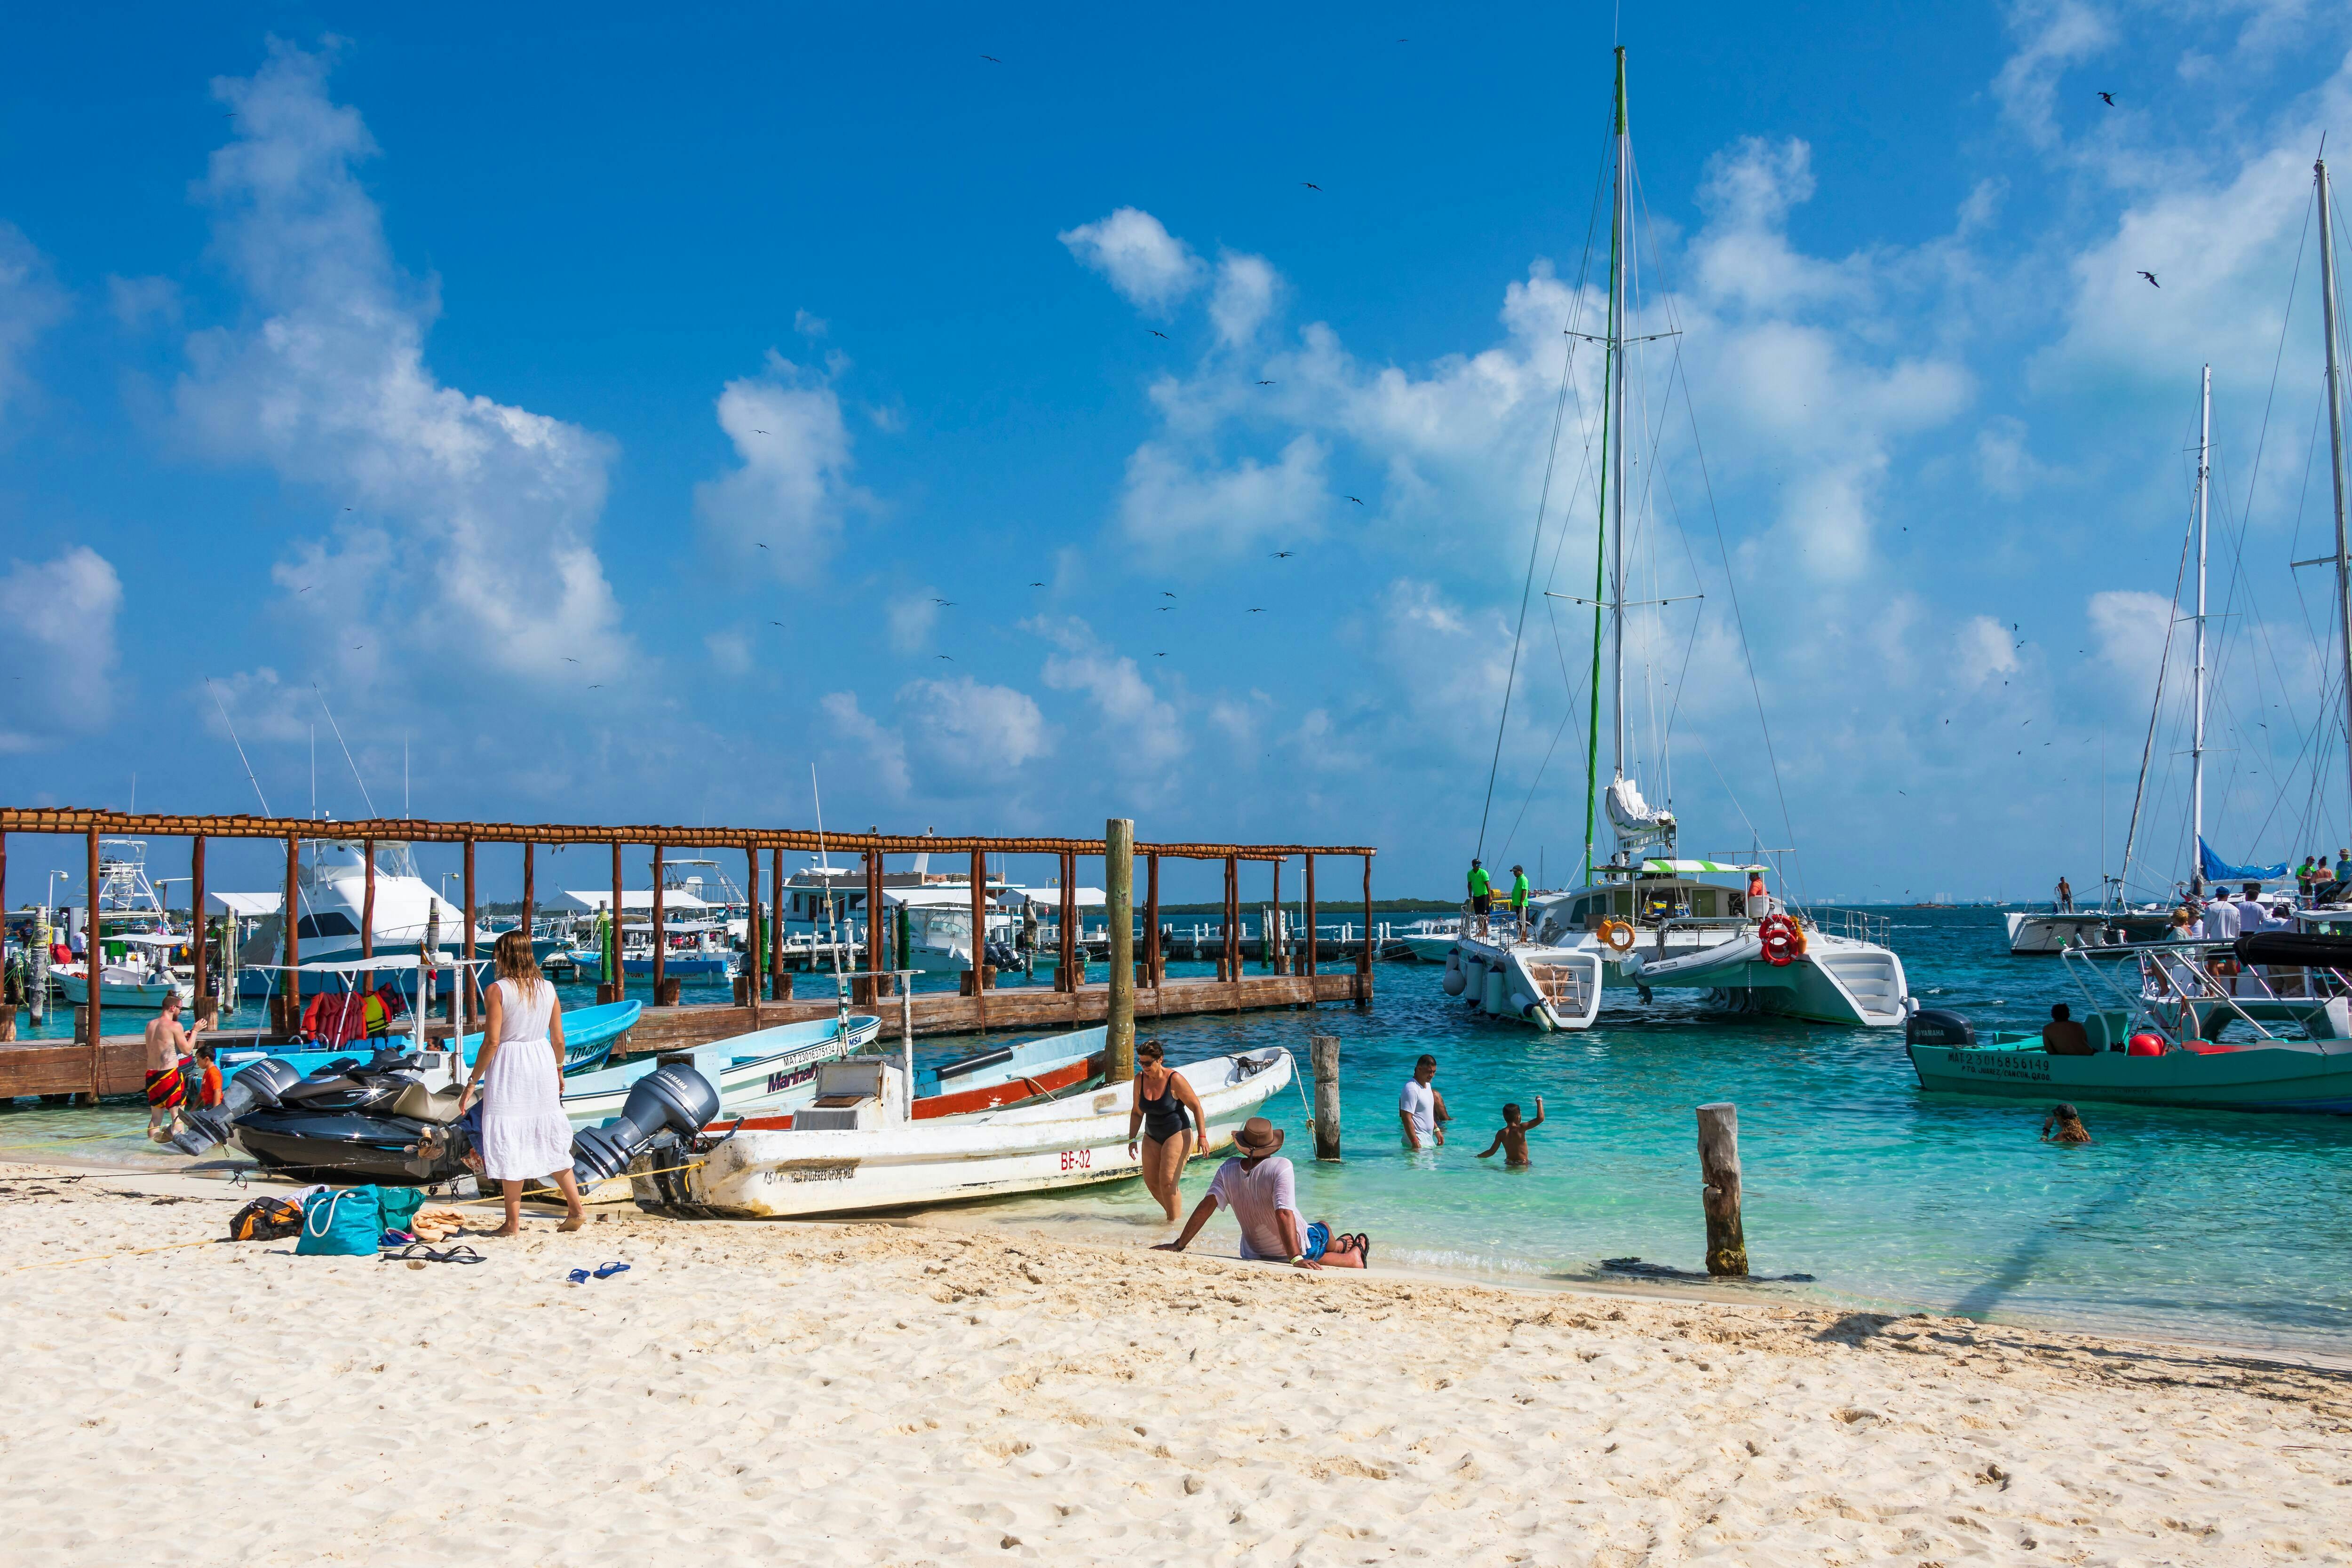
1446;49;1912;1033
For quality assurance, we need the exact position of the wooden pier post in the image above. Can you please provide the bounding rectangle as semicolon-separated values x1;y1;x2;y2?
969;847;988;1033
189;834;207;1007
1270;859;1283;973
1310;1033;1342;1161
651;845;667;1005
1145;853;1161;989
0;831;9;1042
1059;850;1077;991
1698;1103;1748;1277
608;840;626;1002
360;836;376;994
1105;817;1135;1082
1358;853;1375;1004
1220;855;1237;981
460;837;477;1030
282;833;301;1035
743;841;763;1018
868;849;886;997
1305;853;1318;975
84;826;101;1098
770;846;785;1000
521;840;534;938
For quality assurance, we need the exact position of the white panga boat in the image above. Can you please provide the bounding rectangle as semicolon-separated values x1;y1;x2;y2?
556;1012;883;1124
630;1047;1295;1218
52;932;189;1008
1392;919;1463;962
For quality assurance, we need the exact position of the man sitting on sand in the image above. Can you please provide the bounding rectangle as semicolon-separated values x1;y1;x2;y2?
143;994;207;1142
2041;1003;2094;1056
1476;1096;1545;1166
1155;1117;1368;1270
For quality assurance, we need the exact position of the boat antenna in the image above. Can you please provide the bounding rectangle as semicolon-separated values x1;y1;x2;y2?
205;678;273;815
313;685;380;820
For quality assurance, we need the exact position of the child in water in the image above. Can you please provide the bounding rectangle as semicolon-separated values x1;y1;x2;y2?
1476;1096;1545;1167
2041;1103;2093;1144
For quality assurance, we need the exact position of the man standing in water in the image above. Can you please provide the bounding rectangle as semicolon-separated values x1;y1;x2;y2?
142;994;207;1142
1467;859;1492;936
1399;1054;1448;1151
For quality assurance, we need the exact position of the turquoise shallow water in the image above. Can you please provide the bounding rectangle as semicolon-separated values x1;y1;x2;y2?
9;908;2352;1355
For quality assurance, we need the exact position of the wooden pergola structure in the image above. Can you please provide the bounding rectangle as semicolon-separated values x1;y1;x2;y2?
0;808;1376;1099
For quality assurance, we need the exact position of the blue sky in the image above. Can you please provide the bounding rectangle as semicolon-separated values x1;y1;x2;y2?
4;2;2352;905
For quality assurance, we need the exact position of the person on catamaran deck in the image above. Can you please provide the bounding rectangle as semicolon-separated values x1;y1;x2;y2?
2042;1104;2093;1145
2041;1003;2093;1057
1476;1096;1546;1166
1154;1117;1368;1269
143;995;207;1142
2311;856;2336;903
1507;864;1531;938
1399;1054;1449;1151
1467;859;1492;935
1126;1039;1206;1222
2056;876;2074;912
2297;858;2316;901
459;929;586;1236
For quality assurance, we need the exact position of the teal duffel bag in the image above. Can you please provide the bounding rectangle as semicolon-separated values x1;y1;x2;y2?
296;1186;383;1256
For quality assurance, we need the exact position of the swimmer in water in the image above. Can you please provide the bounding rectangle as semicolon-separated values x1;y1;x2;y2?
1475;1096;1545;1167
2040;1103;2093;1144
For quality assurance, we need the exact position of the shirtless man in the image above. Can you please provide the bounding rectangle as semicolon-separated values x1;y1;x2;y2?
1476;1097;1546;1166
143;994;207;1142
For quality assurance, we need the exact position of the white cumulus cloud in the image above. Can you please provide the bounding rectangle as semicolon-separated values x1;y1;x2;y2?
0;548;123;752
1058;207;1204;312
694;350;867;578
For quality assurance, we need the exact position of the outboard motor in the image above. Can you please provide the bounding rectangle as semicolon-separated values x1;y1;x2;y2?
228;1056;306;1114
570;1064;722;1184
1906;1007;1976;1048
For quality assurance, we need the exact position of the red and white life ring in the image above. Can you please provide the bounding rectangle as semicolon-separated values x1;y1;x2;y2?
1758;912;1808;967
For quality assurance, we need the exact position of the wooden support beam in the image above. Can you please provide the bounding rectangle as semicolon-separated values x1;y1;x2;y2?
1105;817;1135;1083
521;840;534;935
969;847;988;1033
1223;854;1239;982
868;849;884;985
1698;1103;1748;1277
189;834;207;1006
361;837;376;992
607;840;626;1001
651;845;667;1004
744;840;763;1019
461;838;477;1030
1360;853;1375;977
282;834;301;1034
769;845;784;1000
1270;857;1283;974
1305;852;1318;975
1059;850;1076;992
1145;853;1161;988
85;826;101;1098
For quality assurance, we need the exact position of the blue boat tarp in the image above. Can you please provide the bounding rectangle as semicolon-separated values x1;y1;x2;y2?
2199;836;2291;884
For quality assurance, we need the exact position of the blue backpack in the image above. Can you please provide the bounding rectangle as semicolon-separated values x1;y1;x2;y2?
296;1186;383;1256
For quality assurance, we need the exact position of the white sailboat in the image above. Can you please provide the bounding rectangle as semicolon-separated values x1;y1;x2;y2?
1447;49;1911;1032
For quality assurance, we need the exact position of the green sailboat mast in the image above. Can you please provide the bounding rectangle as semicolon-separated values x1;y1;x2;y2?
1581;48;1629;883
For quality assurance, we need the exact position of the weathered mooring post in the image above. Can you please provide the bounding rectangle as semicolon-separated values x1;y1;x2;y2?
84;826;102;1097
1105;817;1135;1083
1144;852;1162;989
651;845;668;1005
189;834;207;1009
1310;1033;1342;1160
770;845;786;1000
461;837;477;1031
1698;1102;1748;1277
607;839;626;1004
282;832;301;1037
360;836;376;995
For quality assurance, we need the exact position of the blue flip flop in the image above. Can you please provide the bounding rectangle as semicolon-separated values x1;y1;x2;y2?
593;1260;630;1279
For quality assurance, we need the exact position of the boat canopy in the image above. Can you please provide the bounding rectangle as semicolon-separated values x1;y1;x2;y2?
2198;837;2290;884
562;889;711;911
883;887;985;909
246;954;491;974
115;933;183;948
207;891;284;916
1612;859;1768;876
1014;887;1107;910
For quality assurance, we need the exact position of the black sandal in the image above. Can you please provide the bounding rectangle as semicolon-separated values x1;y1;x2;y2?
384;1242;486;1265
1351;1233;1373;1264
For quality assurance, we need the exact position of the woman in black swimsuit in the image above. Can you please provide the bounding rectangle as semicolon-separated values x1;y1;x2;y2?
1126;1039;1208;1221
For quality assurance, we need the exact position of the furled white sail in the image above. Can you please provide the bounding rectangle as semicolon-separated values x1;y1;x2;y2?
1606;777;1675;853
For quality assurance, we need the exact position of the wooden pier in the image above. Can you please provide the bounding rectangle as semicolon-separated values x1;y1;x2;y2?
0;806;1377;1103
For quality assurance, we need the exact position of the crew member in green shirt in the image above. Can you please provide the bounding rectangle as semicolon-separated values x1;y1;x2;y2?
1467;858;1492;935
1508;864;1530;938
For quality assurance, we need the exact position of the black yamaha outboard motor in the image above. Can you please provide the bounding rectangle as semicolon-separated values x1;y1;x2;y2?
1905;1007;1976;1048
168;1055;309;1156
570;1064;721;1184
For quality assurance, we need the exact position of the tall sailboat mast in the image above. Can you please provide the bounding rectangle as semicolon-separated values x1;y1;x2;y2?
1581;48;1631;880
2193;364;2209;877
1609;45;1630;783
2318;157;2352;813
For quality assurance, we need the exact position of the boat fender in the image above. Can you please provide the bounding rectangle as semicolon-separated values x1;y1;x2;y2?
1481;966;1507;1015
1758;913;1807;967
572;1063;723;1184
1509;990;1535;1017
2126;1033;2167;1056
1441;963;1468;996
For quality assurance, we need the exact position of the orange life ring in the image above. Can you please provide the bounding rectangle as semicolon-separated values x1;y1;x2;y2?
1758;912;1807;967
1596;919;1637;954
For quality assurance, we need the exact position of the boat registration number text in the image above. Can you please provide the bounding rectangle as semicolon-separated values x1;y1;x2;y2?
1058;1148;1094;1172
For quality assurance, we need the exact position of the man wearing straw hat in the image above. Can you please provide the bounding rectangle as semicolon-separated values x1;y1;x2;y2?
1154;1117;1370;1270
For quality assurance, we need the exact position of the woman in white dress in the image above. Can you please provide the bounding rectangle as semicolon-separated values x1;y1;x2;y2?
459;929;585;1235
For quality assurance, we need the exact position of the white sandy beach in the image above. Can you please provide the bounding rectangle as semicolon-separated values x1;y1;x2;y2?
5;1162;2350;1567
